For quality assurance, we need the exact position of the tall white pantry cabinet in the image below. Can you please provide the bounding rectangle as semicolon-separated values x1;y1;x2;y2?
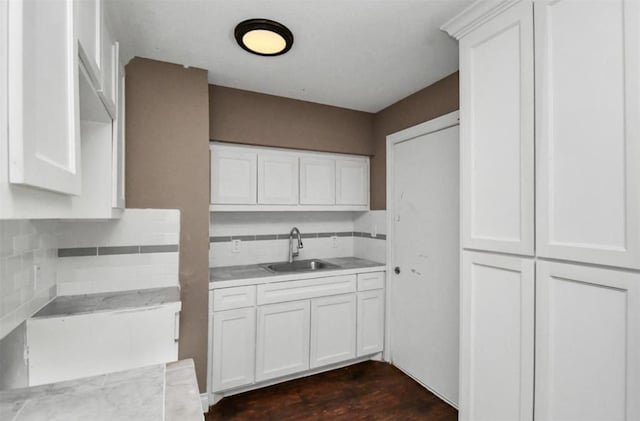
443;1;640;421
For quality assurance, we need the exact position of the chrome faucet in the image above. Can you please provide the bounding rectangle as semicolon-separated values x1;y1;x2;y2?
288;227;303;263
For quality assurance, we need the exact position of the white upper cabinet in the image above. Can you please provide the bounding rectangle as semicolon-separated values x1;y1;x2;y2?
336;157;369;206
76;0;102;87
460;251;534;421
300;157;335;205
535;261;640;421
210;143;369;211
454;1;535;256
7;0;82;195
210;144;257;205
535;0;640;269
98;20;118;116
258;153;299;205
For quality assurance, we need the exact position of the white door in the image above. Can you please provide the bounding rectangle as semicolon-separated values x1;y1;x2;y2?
212;307;256;392
300;156;335;205
255;300;310;382
210;144;257;204
535;261;640;421
460;251;534;421
76;0;102;86
388;113;460;405
535;0;640;269
459;1;535;256
7;0;82;195
356;289;384;357
257;153;299;205
310;294;356;368
335;158;368;206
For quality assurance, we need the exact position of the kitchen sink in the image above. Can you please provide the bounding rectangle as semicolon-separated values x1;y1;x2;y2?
262;259;340;274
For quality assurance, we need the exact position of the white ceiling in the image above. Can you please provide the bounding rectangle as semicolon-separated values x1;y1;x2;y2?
105;0;470;113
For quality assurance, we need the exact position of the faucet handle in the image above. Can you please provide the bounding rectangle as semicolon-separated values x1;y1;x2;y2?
300;240;304;249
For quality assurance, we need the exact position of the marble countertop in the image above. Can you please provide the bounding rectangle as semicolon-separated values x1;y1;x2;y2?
210;257;385;289
0;359;203;421
32;287;181;319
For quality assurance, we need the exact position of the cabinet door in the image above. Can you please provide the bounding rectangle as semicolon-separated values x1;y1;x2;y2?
76;0;102;86
335;157;368;206
256;300;310;382
310;294;356;368
111;65;125;209
356;289;384;357
212;307;256;392
460;251;534;421
98;20;117;116
535;0;640;269
535;261;640;421
210;145;257;204
300;156;335;205
459;1;534;255
257;153;299;205
7;0;82;195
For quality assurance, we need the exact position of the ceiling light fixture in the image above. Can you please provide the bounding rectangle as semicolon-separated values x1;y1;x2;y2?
234;19;294;56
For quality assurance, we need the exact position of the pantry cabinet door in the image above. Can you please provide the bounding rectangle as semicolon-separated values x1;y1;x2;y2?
335;157;368;206
356;289;384;357
210;145;257;204
535;261;640;421
310;294;356;368
535;0;640;269
257;153;299;205
212;307;256;392
459;1;534;256
300;156;335;205
255;300;310;382
7;0;82;195
460;251;534;421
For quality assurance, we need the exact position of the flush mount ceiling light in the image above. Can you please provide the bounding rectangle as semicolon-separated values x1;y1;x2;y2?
234;19;294;56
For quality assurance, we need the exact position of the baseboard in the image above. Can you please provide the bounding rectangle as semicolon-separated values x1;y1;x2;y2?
200;393;209;413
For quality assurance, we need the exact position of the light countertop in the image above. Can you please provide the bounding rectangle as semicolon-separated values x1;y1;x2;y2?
210;257;385;289
0;359;202;421
32;286;181;319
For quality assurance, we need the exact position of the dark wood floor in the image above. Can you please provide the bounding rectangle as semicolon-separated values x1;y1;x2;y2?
206;361;457;420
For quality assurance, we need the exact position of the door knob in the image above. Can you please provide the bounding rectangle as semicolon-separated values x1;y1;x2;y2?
394;267;401;275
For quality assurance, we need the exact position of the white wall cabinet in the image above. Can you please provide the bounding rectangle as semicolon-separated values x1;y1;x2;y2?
258;153;299;205
7;0;82;196
335;158;369;206
76;0;102;87
460;251;534;421
210;142;369;211
356;289;384;357
310;294;356;369
211;307;256;392
98;20;118;117
300;157;335;205
255;300;310;382
210;144;257;205
535;0;640;269
456;0;535;256
535;261;640;421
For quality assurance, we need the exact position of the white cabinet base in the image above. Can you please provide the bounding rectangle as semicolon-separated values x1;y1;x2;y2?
310;294;356;369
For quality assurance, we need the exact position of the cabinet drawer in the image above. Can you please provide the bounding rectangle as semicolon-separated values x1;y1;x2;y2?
257;275;356;305
357;272;385;291
213;286;256;311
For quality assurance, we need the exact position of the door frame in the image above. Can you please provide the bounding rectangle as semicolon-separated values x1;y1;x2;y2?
384;110;460;365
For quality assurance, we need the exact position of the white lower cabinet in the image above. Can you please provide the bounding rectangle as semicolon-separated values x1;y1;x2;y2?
356;289;384;357
535;261;640;421
255;300;311;382
460;251;535;421
211;307;256;392
310;294;356;369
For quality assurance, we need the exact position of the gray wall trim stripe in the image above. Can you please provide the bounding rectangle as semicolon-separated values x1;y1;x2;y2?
209;231;386;242
58;244;179;258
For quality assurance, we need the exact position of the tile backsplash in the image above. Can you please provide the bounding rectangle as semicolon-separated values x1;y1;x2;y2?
0;220;59;340
210;211;386;267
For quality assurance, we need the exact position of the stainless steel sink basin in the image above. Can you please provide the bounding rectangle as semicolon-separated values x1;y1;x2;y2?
262;259;339;274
